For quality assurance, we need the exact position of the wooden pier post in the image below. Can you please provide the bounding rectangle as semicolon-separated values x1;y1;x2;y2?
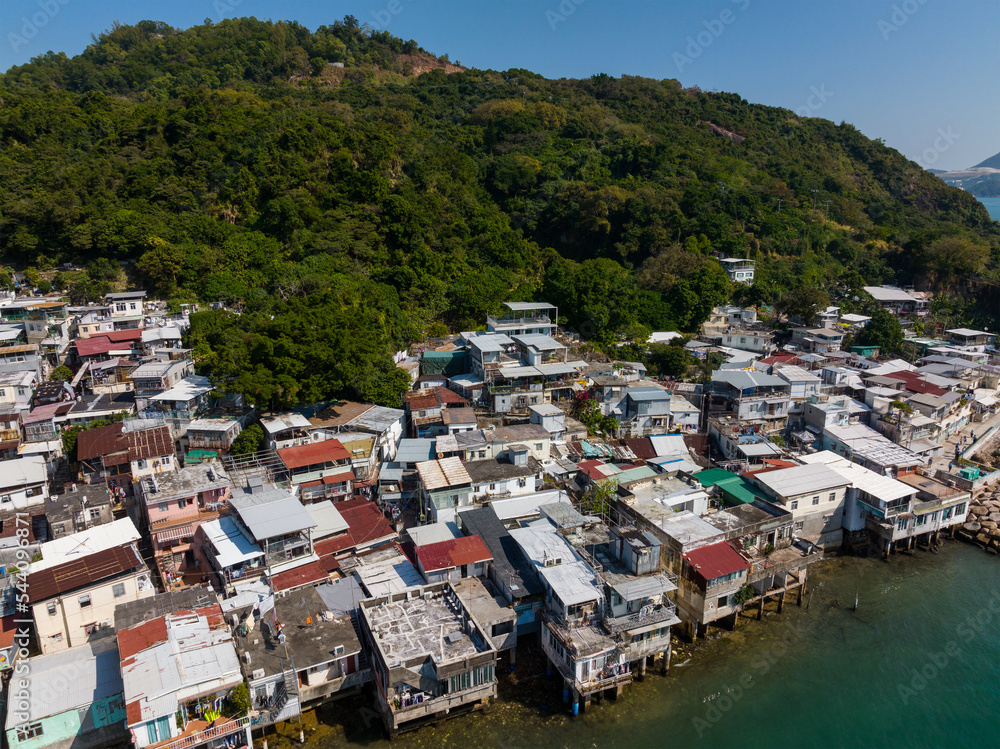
757;597;764;621
777;591;785;614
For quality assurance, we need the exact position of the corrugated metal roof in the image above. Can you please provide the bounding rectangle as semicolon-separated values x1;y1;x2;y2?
513;334;563;350
415;535;493;573
278;439;349;468
416;456;472;491
9;639;124;724
683;541;750;582
754;463;850;498
27;545;143;602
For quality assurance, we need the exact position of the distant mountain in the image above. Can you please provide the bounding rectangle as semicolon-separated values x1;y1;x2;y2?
926;168;948;174
974;151;1000;170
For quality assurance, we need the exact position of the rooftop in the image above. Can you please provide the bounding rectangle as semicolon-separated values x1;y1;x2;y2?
351;546;424;597
278;439;350;468
752;463;850;498
415;535;493;573
229;485;316;540
683;541;750;583
32;517;142;573
237;586;361;678
27;544;144;602
363;585;492;669
458;506;543;598
464;457;538;484
416;456;472;491
141;460;229;500
5;639;124;725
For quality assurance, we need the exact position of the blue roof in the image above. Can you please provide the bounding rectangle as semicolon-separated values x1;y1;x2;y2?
395;438;436;464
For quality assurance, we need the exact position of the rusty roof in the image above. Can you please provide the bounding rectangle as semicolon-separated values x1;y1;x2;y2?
26;545;143;602
414;535;492;573
77;423;172;463
278;439;349;469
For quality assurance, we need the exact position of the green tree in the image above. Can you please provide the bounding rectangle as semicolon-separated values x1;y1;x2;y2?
776;286;830;325
857;309;903;354
230;424;264;455
50;365;73;381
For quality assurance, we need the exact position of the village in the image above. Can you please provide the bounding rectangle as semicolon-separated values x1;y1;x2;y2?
2;266;1000;749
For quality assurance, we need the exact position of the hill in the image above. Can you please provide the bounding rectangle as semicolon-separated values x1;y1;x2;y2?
974;151;1000;170
1;17;998;408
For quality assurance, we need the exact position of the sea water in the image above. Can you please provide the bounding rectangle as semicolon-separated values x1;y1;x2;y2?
336;543;1000;748
977;196;1000;221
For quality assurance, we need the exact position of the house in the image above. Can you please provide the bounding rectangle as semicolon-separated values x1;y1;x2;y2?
457;506;545;632
145;375;214;420
117;601;249;749
0;344;42;379
403;387;470;437
465;455;540;500
416;456;473;524
4;639;127;749
0;455;49;511
709;370;791;429
103;291;147;327
716;258;755;283
235;586;369;721
945;328;995;347
486;302;559;336
677;541;750;638
791;327;844;354
74;308;116;339
41;485;116;538
260;412;312;449
307;401;405;462
863;286;922;315
186;417;243;452
72;330;143;367
278;439;354;502
414;535;493;584
359;582;499;735
773;365;822;418
224;479;318;578
529;403;567;440
718;329;775;355
0;370;36;409
26;518;155;654
707;416;783;470
76;422;175;495
128;358;195;407
839;313;871;329
509;509;638;710
136;460;232;588
745;462;851;549
0;410;21;458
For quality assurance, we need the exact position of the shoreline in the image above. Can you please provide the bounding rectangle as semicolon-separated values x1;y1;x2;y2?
254;543;960;749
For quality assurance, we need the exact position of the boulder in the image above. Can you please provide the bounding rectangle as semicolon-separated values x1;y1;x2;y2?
970;505;989;516
979;521;998;530
990;512;1000;523
964;521;982;532
991;528;1000;539
977;532;991;545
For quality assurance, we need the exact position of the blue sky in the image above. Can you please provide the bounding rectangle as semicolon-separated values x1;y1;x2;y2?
2;0;997;170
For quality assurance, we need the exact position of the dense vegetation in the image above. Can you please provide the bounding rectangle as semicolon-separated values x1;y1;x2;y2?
1;17;998;407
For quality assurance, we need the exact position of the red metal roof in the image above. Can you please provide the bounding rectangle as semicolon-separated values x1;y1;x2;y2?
313;499;395;557
270;556;341;593
117;616;169;660
76;423;173;463
75;331;142;358
882;370;946;397
415;535;492;573
684;542;750;583
278;439;349;469
27;545;143;602
0;615;17;651
619;438;656;460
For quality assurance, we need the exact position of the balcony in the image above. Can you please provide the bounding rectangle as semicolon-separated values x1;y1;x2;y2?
154;715;249;749
389;683;495;728
604;601;680;635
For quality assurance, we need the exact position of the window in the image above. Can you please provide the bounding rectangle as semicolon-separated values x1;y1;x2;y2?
812;496;820;506
790;500;798;510
535;443;543;451
794;521;804;531
51;633;63;643
897;517;908;531
84;622;100;635
16;723;43;741
829;492;836;502
88;508;102;520
113;583;126;598
47;601;57;616
79;593;92;608
915;514;927;527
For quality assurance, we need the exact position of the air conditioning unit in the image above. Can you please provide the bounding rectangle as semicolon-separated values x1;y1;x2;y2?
252;668;265;680
242;651;252;665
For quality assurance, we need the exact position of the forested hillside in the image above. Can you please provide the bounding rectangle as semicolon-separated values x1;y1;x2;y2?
1;17;997;407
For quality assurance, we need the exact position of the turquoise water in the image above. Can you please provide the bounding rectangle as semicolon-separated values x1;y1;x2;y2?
336;543;1000;748
978;196;1000;221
